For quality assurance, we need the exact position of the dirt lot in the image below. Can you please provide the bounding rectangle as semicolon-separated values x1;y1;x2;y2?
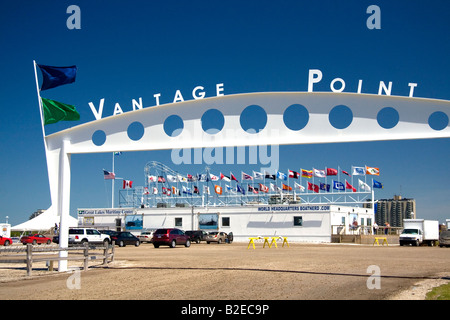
0;242;449;300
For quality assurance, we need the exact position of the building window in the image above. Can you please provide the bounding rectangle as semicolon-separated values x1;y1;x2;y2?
294;216;303;226
222;217;230;227
175;217;182;227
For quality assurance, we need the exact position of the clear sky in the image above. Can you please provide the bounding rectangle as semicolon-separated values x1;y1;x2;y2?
1;0;450;226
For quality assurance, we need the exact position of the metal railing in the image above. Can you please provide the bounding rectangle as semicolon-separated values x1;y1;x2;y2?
331;225;402;236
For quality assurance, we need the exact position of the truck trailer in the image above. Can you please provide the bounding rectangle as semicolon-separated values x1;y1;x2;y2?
399;219;439;246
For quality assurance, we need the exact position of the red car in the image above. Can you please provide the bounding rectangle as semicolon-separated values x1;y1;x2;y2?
153;228;191;248
20;234;52;245
0;236;12;246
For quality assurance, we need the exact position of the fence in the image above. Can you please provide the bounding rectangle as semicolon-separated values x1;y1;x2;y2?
331;225;402;236
331;225;402;244
0;242;115;276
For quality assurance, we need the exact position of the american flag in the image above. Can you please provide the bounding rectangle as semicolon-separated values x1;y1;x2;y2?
241;172;253;180
103;170;115;180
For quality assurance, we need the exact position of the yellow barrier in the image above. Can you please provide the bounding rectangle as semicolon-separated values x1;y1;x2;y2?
281;237;289;247
373;237;388;246
247;237;260;249
247;236;289;249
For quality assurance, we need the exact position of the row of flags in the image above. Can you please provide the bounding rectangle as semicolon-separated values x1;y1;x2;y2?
139;178;383;196
143;166;380;185
36;63;80;126
104;165;384;194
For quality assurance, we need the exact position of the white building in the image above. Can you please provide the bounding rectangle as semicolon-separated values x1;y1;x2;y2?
77;204;374;243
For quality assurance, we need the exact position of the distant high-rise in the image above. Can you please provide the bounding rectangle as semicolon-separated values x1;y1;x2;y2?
374;195;416;227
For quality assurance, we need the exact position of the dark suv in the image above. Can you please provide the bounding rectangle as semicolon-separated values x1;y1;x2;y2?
185;230;208;244
153;228;191;248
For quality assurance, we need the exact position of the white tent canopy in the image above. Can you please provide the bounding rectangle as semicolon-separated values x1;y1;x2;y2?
11;206;78;231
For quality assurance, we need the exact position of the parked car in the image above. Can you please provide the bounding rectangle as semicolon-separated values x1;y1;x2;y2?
139;230;155;243
185;230;208;244
0;236;12;246
439;230;450;247
68;228;110;245
20;234;52;245
153;228;191;248
206;231;228;244
100;230;119;239
111;232;141;247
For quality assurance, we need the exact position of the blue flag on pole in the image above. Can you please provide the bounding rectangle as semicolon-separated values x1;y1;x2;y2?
333;180;345;191
373;180;384;189
38;64;77;91
236;185;246;195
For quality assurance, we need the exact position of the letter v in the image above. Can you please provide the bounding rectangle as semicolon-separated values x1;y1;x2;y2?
88;98;105;120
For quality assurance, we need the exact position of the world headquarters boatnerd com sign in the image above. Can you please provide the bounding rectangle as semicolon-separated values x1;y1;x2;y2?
258;205;331;212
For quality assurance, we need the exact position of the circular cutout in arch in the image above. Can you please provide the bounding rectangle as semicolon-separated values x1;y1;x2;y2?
164;115;184;137
201;109;225;134
428;111;449;131
92;130;106;146
283;104;309;131
127;121;145;141
329;105;353;129
377;107;399;129
240;105;267;134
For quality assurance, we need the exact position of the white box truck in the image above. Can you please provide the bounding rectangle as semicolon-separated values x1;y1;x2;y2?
399;219;439;246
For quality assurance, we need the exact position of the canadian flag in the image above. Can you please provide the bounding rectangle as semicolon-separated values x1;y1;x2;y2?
259;183;269;193
123;180;133;189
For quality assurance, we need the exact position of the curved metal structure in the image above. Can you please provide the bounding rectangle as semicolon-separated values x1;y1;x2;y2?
45;92;450;271
46;92;450;154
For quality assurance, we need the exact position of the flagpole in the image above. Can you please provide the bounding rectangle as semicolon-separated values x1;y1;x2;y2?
33;60;46;139
338;166;341;194
372;178;375;215
112;152;115;208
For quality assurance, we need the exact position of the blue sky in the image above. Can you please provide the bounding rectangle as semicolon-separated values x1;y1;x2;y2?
1;0;450;226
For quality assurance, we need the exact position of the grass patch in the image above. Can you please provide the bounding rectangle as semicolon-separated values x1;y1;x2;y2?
426;283;450;300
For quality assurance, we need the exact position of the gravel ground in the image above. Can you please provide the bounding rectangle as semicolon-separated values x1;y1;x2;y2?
0;242;449;300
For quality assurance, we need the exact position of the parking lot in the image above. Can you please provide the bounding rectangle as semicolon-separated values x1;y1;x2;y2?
0;241;449;300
